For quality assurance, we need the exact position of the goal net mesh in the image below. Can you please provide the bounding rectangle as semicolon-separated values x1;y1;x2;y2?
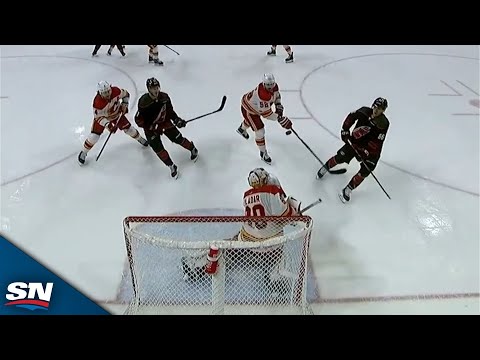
122;215;314;315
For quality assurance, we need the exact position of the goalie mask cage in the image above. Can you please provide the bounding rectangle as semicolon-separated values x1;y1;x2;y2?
122;215;314;315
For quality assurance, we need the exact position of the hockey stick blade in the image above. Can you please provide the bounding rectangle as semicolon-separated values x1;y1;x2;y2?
289;128;346;175
186;96;227;123
329;168;347;174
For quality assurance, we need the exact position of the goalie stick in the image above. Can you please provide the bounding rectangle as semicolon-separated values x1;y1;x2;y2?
299;198;322;214
185;96;227;124
287;128;347;175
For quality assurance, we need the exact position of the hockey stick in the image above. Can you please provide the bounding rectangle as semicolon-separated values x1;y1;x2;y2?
185;96;227;124
163;45;180;55
299;198;322;214
289;128;347;175
347;140;391;200
96;112;125;162
96;131;113;161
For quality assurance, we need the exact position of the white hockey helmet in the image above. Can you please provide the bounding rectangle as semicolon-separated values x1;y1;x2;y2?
263;73;276;91
253;167;269;183
248;169;266;188
97;81;112;99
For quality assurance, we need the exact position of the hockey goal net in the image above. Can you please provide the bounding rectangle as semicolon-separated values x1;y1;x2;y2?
122;215;314;315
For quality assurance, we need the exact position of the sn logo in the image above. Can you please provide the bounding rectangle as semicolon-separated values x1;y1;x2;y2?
4;282;54;311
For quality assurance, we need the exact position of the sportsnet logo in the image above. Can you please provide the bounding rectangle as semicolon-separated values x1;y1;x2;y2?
4;282;53;311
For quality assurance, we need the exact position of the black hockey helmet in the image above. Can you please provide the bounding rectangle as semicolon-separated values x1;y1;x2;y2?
372;97;388;110
146;77;160;89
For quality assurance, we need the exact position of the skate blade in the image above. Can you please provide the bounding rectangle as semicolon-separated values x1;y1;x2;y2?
236;129;249;140
261;158;272;165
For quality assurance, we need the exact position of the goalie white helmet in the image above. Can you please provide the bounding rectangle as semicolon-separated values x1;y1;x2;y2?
253;167;269;183
248;169;266;188
263;73;276;91
97;80;112;99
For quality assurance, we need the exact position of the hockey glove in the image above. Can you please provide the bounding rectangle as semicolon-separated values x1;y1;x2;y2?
340;129;351;143
275;103;284;117
365;158;377;169
120;103;129;114
278;116;292;129
173;117;187;128
106;121;118;133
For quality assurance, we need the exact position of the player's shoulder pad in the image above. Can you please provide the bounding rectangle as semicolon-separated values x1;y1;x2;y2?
257;84;272;101
93;94;107;109
111;86;122;97
356;106;372;117
158;92;171;103
138;93;153;109
376;114;390;130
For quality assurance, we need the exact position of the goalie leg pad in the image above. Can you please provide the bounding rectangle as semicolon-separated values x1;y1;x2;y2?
181;252;208;281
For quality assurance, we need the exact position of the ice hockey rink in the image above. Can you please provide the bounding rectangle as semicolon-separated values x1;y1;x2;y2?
1;45;479;315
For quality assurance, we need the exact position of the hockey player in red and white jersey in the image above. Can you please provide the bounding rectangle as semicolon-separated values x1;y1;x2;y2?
237;73;293;164
78;81;148;165
239;168;301;242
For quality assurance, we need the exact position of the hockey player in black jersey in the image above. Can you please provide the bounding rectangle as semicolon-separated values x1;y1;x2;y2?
316;97;390;202
134;77;198;179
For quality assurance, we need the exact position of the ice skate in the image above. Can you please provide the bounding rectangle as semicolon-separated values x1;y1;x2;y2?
154;59;164;66
260;151;272;165
316;165;328;180
338;185;352;203
170;164;179;179
236;126;249;140
190;145;199;162
138;137;149;146
78;151;87;165
285;52;294;63
267;47;276;56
